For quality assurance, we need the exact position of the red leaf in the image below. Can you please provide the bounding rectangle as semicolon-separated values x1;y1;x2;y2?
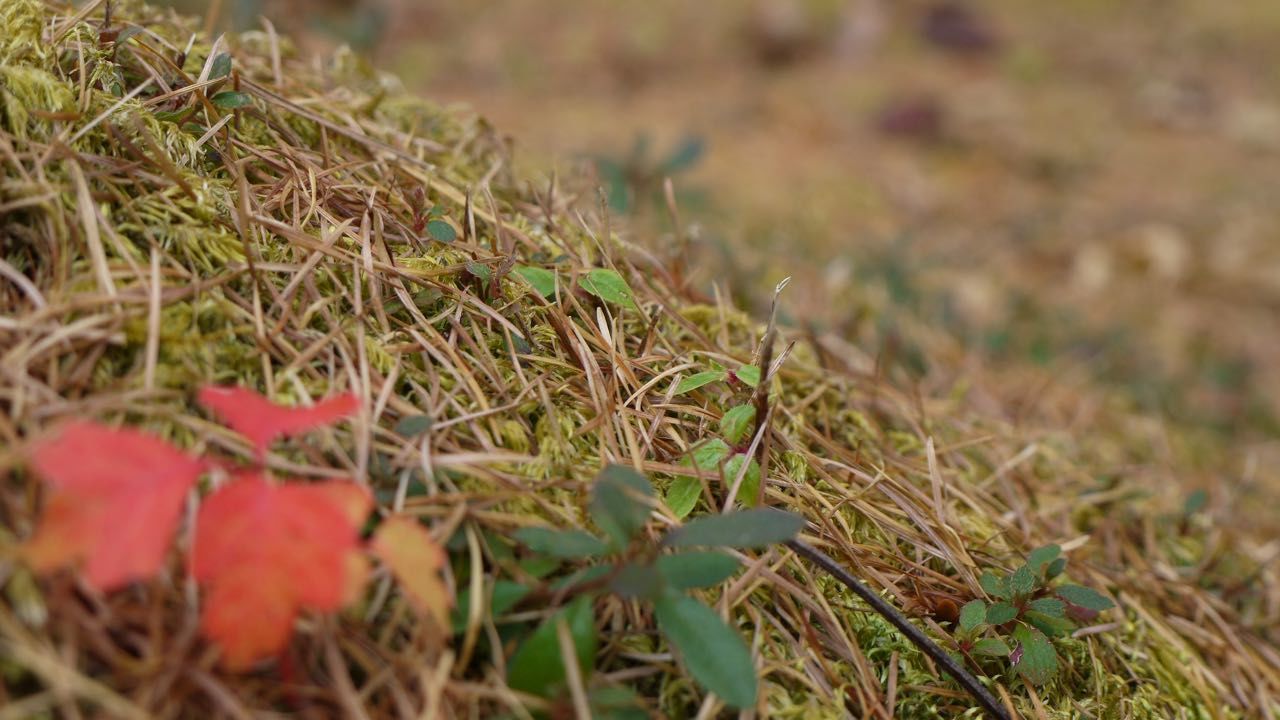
197;385;358;458
192;474;371;669
370;517;451;629
23;422;205;591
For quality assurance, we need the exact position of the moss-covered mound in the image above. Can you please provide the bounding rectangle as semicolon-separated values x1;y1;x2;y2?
1;1;1276;717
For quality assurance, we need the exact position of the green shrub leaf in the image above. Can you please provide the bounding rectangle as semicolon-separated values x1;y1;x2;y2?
1025;610;1076;637
722;453;761;507
1045;557;1067;579
663;507;804;549
394;414;432;437
1011;624;1059;686
210;91;252;109
666;475;702;518
654;592;756;709
514;265;557;297
1008;565;1037;598
985;601;1018;625
507;596;597;698
209;52;232;80
719;405;756;444
1026;544;1061;575
579;268;636;309
675;370;727;395
656;551;739;590
590;464;654;548
972;637;1011;657
1028;597;1066;618
426;219;456;243
513;527;609;559
958;599;987;632
979;571;1008;600
734;365;761;388
1056;584;1114;612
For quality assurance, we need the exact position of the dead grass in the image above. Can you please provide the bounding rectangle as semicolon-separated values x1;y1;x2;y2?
0;1;1277;717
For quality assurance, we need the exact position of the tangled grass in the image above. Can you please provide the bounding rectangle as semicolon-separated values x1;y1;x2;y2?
1;1;1277;717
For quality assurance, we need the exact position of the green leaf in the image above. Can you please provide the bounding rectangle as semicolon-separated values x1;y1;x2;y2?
210;91;252;109
722;454;761;507
579;268;637;309
1025;610;1076;638
689;438;731;470
972;637;1011;657
958;599;987;632
664;508;804;549
1045;557;1067;579
1026;544;1061;575
465;261;491;283
590;464;654;548
656;551;739;590
719;405;755;444
513;527;609;559
426;219;456;243
674;370;727;395
1008;565;1037;598
609;562;663;600
665;476;702;519
514;265;556;297
1028;597;1066;618
394;414;432;437
734;365;761;388
1011;624;1059;686
209;52;232;80
1183;489;1208;516
507;596;597;698
1055;584;1114;612
979;571;1008;600
985;601;1017;625
654;592;756;709
153;106;194;123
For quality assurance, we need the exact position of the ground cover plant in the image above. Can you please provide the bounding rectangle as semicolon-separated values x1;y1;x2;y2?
1;1;1277;717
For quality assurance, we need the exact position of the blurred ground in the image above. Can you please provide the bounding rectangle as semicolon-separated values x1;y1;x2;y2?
173;0;1280;532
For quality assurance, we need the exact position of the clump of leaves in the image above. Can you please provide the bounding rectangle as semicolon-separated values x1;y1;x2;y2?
20;386;451;669
953;544;1115;686
508;465;805;712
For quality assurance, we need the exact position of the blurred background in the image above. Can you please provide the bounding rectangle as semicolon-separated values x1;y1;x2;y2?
164;0;1280;521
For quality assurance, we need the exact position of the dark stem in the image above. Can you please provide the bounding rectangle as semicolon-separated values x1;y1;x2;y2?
785;539;1012;720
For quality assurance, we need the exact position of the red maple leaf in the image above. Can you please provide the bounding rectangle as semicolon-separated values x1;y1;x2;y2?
23;422;206;591
192;473;371;669
197;386;359;459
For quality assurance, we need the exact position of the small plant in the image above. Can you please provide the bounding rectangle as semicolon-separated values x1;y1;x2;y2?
952;544;1115;686
506;464;805;712
19;386;450;669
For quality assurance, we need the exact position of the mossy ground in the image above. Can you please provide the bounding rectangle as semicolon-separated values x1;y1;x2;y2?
1;1;1277;718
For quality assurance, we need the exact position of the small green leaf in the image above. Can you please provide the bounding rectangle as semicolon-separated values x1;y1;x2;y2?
664;507;804;549
1008;565;1037;598
513;527;609;559
1183;489;1208;516
153;106;194;123
665;476;702;518
210;91;252;109
980;571;1008;600
394;414;432;437
1011;624;1059;686
674;370;727;395
689;438;731;471
426;219;456;243
1045;557;1067;579
579;268;637;309
465;261;491;283
719;405;755;444
958;599;987;632
722;453;761;507
514;265;556;297
609;562;663;600
1025;610;1076;637
507;596;597;698
209;52;232;80
972;637;1011;657
1055;584;1114;612
985;601;1017;625
590;464;654;548
656;551;739;590
654;592;756;708
734;365;761;388
1026;544;1061;575
1028;597;1066;618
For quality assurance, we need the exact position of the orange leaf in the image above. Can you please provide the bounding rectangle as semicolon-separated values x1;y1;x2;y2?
193;474;371;669
370;517;451;629
197;385;358;458
23;422;205;591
